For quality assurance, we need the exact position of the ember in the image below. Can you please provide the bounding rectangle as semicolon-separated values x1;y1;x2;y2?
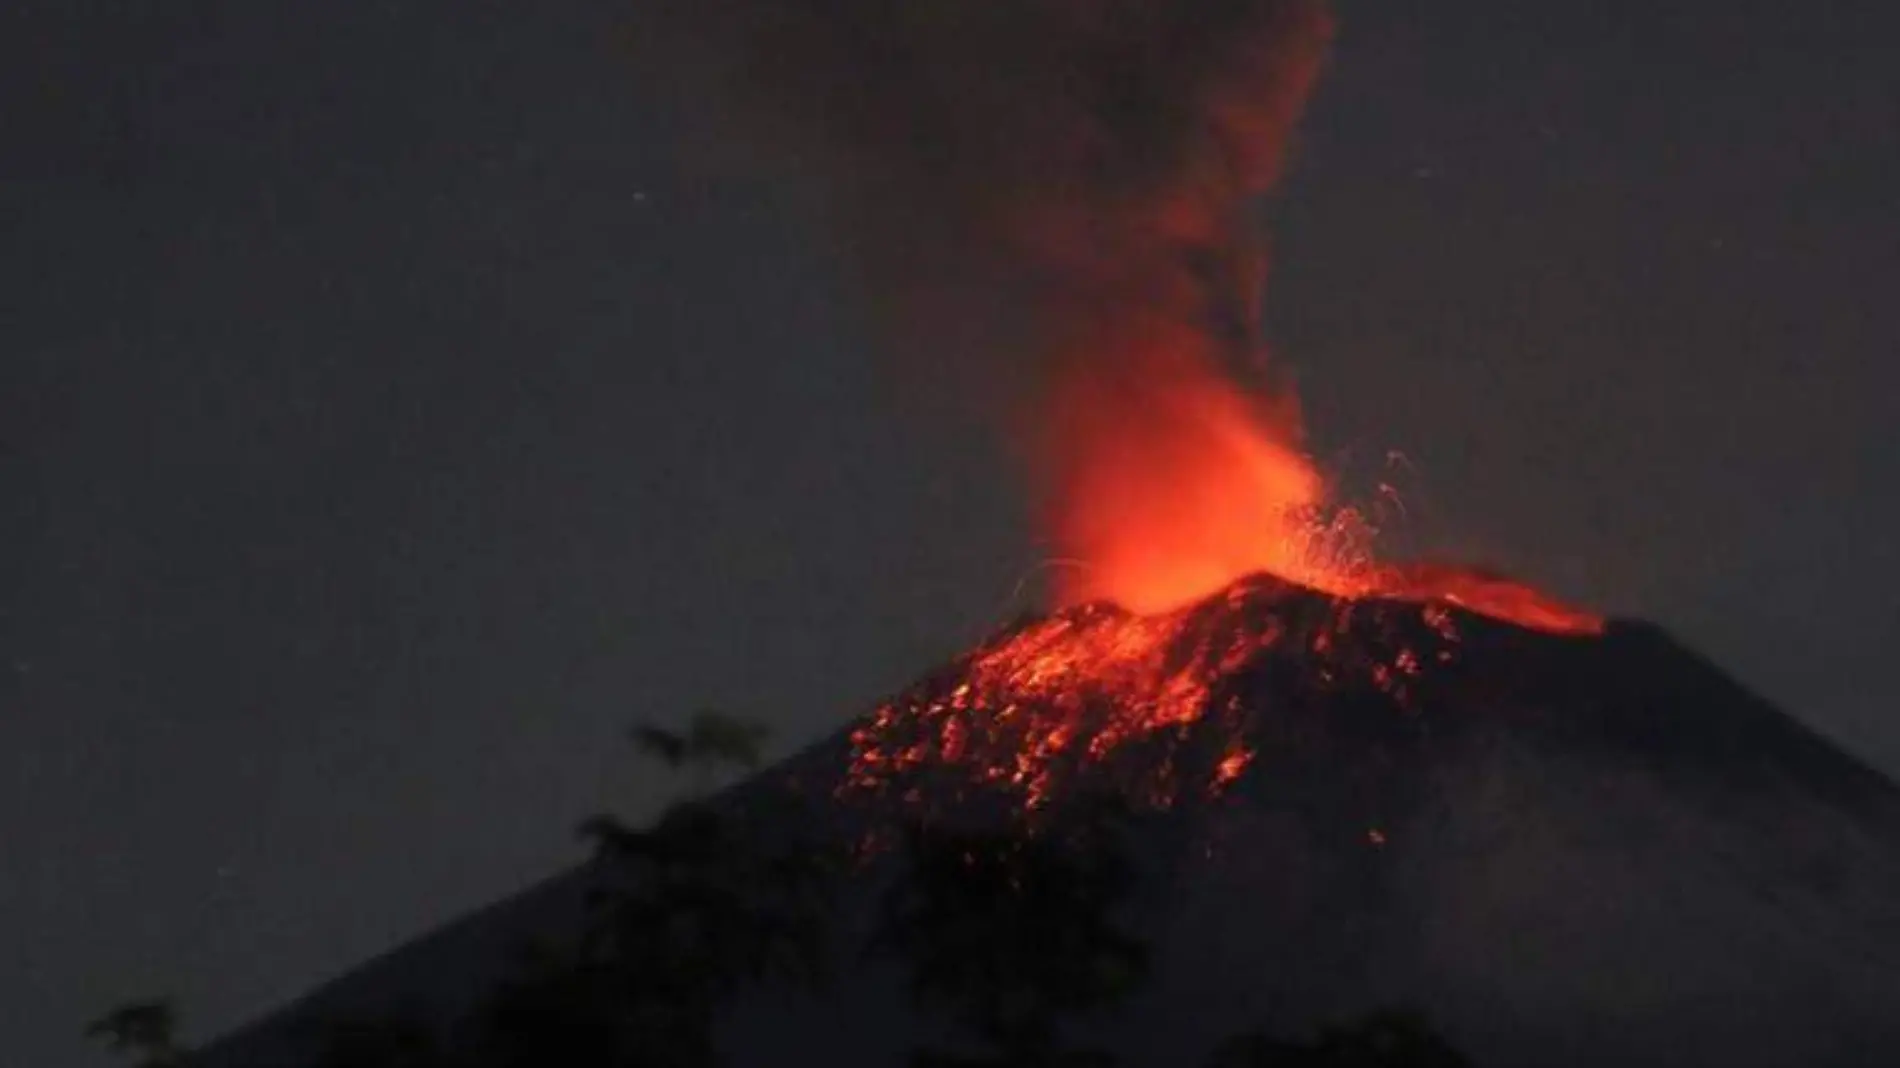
842;574;1511;812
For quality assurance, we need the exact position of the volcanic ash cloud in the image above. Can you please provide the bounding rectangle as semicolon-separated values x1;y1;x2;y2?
651;2;1359;611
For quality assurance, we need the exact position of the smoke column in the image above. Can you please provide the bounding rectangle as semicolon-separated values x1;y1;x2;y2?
651;1;1343;612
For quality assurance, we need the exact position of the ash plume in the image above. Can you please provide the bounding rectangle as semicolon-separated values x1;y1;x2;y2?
649;1;1338;607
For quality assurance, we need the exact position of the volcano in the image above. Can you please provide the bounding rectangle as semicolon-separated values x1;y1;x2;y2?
191;577;1900;1068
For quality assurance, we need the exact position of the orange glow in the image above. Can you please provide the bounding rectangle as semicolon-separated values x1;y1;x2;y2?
1040;353;1339;615
805;0;1601;816
843;269;1604;814
1380;562;1603;638
842;322;1603;813
844;574;1463;812
1034;336;1600;637
847;314;1603;814
841;567;1596;815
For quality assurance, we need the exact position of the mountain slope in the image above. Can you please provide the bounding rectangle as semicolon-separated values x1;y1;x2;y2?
193;581;1900;1067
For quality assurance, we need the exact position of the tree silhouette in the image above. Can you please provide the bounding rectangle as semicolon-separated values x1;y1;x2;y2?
631;709;771;795
84;709;1474;1068
472;710;835;1068
88;710;832;1068
85;1000;185;1068
1209;1009;1470;1068
303;1014;447;1068
874;797;1148;1067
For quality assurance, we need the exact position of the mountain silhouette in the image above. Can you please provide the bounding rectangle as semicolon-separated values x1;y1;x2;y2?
191;576;1900;1067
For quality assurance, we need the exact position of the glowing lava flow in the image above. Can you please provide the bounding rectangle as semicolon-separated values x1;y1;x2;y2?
843;413;1602;812
749;0;1603;813
843;575;1490;812
843;341;1602;812
849;329;1601;813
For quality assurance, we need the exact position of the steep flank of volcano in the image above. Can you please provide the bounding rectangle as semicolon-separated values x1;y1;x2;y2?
193;580;1900;1068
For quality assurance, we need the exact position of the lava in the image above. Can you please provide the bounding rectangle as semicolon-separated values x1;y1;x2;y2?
1379;562;1604;638
843;575;1480;812
842;517;1600;812
681;0;1607;810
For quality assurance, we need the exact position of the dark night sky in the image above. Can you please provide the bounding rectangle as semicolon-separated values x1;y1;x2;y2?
5;3;1896;1064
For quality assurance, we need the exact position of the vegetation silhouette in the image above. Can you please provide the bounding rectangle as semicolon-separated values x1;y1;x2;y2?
85;1000;184;1068
88;711;1472;1067
1209;1010;1471;1068
630;708;772;791
301;1014;448;1068
873;796;1148;1067
474;710;837;1067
